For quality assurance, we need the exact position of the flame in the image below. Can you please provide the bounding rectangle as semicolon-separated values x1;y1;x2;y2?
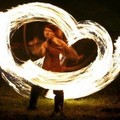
0;2;119;99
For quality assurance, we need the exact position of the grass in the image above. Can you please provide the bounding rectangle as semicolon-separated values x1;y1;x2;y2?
0;75;120;120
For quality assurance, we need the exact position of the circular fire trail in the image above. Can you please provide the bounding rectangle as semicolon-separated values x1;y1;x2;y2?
0;2;119;99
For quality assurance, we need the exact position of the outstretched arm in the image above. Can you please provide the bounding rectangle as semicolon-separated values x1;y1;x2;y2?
52;37;80;61
28;41;47;58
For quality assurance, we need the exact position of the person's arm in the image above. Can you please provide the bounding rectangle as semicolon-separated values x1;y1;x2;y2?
29;41;47;57
53;37;80;62
61;64;84;72
61;48;97;72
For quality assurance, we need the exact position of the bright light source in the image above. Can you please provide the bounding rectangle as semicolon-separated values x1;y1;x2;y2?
0;2;120;99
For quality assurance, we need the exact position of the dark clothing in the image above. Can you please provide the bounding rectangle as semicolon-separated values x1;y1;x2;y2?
29;85;64;112
53;90;64;112
29;85;48;109
28;31;67;112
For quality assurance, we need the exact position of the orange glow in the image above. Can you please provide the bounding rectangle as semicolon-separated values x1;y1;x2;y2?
0;3;119;99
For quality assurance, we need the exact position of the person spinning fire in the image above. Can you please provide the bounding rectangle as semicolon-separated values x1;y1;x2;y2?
28;23;82;114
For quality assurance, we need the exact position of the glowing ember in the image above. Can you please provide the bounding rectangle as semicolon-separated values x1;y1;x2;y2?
0;2;119;99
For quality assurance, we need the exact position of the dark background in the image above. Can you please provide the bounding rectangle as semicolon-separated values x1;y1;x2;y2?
0;1;120;119
0;0;120;41
0;0;119;74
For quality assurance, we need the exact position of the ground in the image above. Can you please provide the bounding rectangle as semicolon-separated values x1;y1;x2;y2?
0;74;120;120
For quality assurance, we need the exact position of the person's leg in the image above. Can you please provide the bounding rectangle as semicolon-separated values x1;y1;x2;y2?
28;85;43;110
53;90;64;113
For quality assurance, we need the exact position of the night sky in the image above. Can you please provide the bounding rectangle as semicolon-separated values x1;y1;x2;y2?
0;0;119;64
0;2;120;119
0;2;118;69
0;0;120;109
0;0;120;40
